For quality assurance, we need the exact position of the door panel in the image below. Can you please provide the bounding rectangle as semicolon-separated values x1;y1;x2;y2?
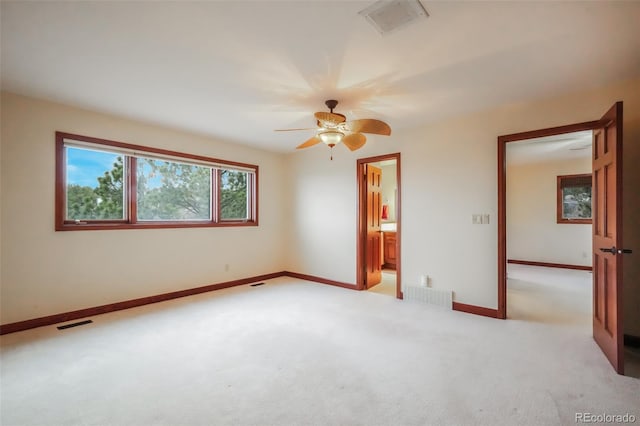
366;165;382;288
592;102;624;374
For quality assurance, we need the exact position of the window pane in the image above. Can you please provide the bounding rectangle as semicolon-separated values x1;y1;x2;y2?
562;186;592;219
220;170;249;220
137;158;211;221
66;146;125;220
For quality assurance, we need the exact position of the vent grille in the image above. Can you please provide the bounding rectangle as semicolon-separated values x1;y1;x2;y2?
359;0;429;35
404;286;452;309
57;320;93;330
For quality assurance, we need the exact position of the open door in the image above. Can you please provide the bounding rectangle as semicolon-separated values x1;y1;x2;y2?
592;102;627;374
365;164;383;288
498;102;629;374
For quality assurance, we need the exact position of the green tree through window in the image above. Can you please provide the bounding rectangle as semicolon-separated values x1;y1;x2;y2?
66;153;124;220
221;170;248;220
557;173;592;224
137;159;211;221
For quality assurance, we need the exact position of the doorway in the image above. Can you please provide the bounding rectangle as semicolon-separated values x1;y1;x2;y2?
505;130;593;326
497;102;628;374
357;153;402;299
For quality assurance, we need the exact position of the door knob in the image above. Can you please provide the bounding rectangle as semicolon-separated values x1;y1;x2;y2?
599;246;633;255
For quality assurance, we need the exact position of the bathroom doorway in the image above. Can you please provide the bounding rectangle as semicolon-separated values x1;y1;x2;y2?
356;153;401;298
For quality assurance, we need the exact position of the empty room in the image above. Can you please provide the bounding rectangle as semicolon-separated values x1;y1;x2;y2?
1;1;639;425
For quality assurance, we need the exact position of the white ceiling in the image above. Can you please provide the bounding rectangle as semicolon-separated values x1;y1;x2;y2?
506;130;592;165
2;1;640;153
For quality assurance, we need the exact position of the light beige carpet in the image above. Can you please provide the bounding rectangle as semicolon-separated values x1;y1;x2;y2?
1;274;638;426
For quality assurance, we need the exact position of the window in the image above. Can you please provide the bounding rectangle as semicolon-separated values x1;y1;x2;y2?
220;169;249;220
56;132;258;230
137;157;212;221
66;147;126;221
557;173;592;224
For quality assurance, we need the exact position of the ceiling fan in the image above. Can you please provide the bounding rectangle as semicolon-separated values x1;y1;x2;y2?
275;100;391;159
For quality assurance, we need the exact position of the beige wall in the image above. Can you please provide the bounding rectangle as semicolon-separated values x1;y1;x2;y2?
2;78;639;337
506;157;592;267
286;77;640;336
0;92;289;324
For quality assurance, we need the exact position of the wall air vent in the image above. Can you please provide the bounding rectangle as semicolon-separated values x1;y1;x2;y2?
359;0;429;35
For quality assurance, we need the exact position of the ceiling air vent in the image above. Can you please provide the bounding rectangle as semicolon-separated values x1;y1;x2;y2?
359;0;429;35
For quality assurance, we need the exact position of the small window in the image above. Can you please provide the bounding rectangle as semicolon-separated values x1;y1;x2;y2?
56;132;258;230
557;174;592;224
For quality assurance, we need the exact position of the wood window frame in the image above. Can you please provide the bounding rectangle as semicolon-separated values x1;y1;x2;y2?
55;131;258;231
556;173;592;224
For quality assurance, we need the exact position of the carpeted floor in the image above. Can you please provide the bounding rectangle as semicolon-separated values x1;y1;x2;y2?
1;273;638;426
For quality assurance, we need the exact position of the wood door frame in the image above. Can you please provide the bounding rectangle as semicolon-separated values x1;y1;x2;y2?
497;120;604;319
357;153;402;298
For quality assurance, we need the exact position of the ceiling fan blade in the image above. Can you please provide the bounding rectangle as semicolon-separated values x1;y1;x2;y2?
314;111;346;127
274;128;317;132
342;133;367;151
296;136;321;149
347;119;391;136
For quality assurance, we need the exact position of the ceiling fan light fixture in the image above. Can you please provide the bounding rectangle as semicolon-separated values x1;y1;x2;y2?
318;130;344;147
280;99;391;157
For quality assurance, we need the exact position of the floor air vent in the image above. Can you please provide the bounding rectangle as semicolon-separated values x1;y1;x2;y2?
404;286;452;309
57;320;93;330
250;282;266;287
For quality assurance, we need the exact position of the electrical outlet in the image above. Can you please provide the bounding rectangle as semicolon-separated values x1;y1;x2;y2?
224;264;230;272
420;274;428;287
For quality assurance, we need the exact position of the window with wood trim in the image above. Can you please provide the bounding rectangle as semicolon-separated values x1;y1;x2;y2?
56;132;258;230
557;173;592;224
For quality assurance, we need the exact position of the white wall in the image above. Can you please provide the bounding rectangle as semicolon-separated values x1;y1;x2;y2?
0;92;289;324
286;77;640;336
285;149;358;283
506;157;592;266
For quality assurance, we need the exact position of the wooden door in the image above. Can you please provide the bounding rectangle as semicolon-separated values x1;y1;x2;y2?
366;165;382;288
592;102;624;374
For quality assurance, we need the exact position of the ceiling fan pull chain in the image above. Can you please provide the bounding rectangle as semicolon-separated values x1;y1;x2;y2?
330;145;333;161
